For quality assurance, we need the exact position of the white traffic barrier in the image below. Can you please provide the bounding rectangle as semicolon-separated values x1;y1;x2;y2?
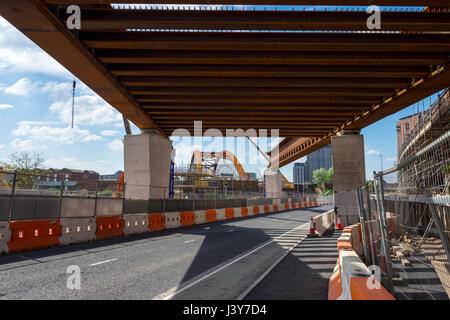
246;206;255;216
59;217;96;245
194;210;207;225
0;222;11;254
233;207;243;218
215;208;226;221
164;211;181;229
338;249;371;300
123;214;149;235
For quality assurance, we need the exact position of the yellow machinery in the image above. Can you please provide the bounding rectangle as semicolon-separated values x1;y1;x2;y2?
190;150;248;180
246;137;294;190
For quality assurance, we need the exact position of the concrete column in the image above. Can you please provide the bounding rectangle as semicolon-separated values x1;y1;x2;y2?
332;131;366;226
264;169;282;199
124;130;173;199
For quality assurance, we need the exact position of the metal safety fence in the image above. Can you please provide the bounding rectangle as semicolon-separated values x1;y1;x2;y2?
357;129;450;296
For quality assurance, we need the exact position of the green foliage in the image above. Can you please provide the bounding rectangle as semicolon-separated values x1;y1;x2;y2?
313;167;333;185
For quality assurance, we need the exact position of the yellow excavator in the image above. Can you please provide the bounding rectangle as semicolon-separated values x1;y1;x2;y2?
246;137;294;190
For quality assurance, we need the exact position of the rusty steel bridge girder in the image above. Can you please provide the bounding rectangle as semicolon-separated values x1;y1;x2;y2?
0;1;449;167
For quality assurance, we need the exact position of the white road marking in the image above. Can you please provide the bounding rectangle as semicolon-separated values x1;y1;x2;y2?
236;235;307;300
227;229;235;232
152;221;309;300
184;240;195;243
90;258;117;266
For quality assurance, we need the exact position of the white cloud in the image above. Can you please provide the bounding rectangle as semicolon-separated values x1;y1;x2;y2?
386;157;397;162
367;150;380;156
49;94;122;127
12;125;101;146
0;104;14;109
41;81;73;101
0;144;4;149
109;139;123;151
18;121;63;126
101;130;120;137
0;17;71;79
9;138;36;151
3;78;38;96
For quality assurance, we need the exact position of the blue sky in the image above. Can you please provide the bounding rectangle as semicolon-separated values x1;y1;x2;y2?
0;6;442;182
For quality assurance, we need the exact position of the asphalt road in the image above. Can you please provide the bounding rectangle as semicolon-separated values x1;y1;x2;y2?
0;205;333;300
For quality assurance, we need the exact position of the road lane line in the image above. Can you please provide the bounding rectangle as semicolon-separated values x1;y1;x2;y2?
184;240;195;244
90;258;117;266
236;235;308;300
152;221;310;300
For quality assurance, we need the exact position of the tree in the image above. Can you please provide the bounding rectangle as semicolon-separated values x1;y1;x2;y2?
313;167;333;185
313;167;333;192
0;151;46;189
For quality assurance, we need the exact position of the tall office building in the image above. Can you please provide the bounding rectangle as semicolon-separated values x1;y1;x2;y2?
293;162;307;184
305;145;332;182
293;145;332;183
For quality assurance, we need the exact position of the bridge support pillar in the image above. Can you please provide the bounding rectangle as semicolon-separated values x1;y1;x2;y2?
124;129;173;199
264;169;282;199
332;130;366;227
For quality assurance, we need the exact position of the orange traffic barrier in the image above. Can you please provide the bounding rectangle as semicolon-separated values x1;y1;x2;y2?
206;209;217;222
298;202;303;208
314;201;318;206
95;216;124;240
180;211;195;227
253;206;260;215
263;205;270;213
291;203;296;209
350;278;395;300
225;208;234;220
148;213;165;232
273;205;278;212
284;203;290;210
328;267;343;300
8;219;61;253
309;201;312;207
304;201;308;207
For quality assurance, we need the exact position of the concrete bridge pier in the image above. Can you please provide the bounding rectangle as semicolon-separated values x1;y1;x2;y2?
264;169;283;199
332;130;366;227
124;129;173;199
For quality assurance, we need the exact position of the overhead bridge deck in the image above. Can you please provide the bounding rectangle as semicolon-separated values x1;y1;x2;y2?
0;1;449;165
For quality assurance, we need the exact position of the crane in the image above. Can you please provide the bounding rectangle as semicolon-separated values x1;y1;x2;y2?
246;137;294;190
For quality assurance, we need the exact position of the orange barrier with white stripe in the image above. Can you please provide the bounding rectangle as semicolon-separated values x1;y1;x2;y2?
148;213;165;232
95;216;124;240
240;207;249;217
252;206;260;215
8;219;61;252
